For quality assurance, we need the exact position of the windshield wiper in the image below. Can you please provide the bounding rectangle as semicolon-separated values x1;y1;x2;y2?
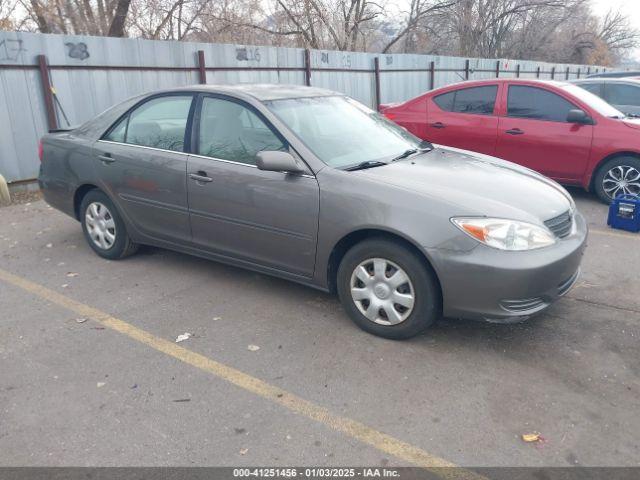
390;140;434;162
343;160;388;171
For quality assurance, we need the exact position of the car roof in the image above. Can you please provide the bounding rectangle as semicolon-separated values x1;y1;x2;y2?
156;84;340;102
573;77;640;84
586;71;640;78
431;78;570;91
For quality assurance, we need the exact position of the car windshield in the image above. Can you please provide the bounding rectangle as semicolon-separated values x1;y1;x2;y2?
265;96;423;169
560;83;626;118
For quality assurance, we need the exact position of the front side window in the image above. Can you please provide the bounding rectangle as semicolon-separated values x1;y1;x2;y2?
104;95;193;152
605;84;640;107
433;86;497;115
507;86;577;122
266;96;423;169
197;97;285;165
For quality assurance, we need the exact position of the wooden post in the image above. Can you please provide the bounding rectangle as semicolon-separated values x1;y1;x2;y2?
565;67;570;80
374;57;381;110
464;59;470;80
37;54;58;132
304;49;311;86
587;67;591;76
197;50;207;84
495;60;500;78
516;64;520;78
429;61;435;90
536;66;541;78
577;68;581;79
551;67;555;79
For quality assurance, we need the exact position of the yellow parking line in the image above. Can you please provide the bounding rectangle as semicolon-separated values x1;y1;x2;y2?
590;228;640;240
0;267;483;479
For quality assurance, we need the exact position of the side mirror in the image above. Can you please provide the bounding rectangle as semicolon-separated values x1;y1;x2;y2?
256;151;305;174
567;109;593;125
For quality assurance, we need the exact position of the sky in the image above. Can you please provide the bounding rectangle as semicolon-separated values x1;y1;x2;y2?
591;0;640;61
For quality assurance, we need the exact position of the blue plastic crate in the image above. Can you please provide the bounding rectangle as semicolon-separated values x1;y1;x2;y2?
607;194;640;233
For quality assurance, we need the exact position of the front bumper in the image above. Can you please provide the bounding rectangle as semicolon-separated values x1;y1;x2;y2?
426;212;588;323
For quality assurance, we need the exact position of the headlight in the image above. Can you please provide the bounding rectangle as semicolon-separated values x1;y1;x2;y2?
452;217;556;251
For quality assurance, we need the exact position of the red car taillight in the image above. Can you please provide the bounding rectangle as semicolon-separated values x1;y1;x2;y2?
383;112;397;121
38;140;43;162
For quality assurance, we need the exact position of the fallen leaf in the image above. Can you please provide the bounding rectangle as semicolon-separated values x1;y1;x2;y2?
522;433;541;443
66;272;79;278
97;382;106;388
45;243;52;248
239;448;248;455
76;318;87;323
213;316;222;321
175;332;192;343
247;344;260;352
61;284;69;288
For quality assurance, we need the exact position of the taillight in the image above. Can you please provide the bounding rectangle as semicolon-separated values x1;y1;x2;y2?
38;140;43;162
384;112;397;121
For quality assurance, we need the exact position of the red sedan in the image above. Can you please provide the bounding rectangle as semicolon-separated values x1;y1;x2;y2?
380;79;640;202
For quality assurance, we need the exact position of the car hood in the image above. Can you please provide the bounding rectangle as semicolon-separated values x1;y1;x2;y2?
357;146;573;224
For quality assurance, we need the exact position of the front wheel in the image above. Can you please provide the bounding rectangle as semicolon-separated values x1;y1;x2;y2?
80;189;138;259
337;238;441;340
593;156;640;203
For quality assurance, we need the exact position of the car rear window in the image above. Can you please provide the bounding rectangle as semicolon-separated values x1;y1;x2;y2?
433;86;497;115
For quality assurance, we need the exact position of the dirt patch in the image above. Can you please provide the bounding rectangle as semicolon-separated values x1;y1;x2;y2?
2;189;43;207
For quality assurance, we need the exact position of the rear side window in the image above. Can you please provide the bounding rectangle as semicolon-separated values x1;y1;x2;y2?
433;86;497;115
578;82;603;97
605;84;640;106
433;91;455;112
507;86;576;122
103;95;193;152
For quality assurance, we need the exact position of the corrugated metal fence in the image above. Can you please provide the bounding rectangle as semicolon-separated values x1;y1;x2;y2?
0;30;606;183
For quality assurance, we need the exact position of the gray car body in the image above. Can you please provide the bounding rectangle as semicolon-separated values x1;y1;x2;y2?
572;78;640;117
39;84;587;322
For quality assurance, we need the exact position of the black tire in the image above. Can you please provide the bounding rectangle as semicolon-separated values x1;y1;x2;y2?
593;156;640;204
337;238;441;340
79;189;138;260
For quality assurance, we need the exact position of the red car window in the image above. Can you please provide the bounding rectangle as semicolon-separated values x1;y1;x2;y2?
433;86;498;115
507;85;577;123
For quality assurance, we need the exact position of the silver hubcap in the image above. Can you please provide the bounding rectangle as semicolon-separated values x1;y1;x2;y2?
603;165;640;199
85;202;116;250
350;258;415;326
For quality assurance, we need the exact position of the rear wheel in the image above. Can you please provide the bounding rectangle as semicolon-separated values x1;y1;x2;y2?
80;189;138;259
337;238;440;340
593;156;640;203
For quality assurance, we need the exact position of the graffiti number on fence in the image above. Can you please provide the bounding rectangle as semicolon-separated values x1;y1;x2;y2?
65;42;90;60
0;38;27;62
236;47;261;62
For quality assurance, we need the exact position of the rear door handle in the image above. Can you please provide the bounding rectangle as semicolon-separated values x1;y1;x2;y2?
189;171;213;183
505;128;524;135
98;153;115;164
430;122;445;129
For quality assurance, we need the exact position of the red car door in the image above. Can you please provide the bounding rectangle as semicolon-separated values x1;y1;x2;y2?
495;84;594;183
425;84;500;156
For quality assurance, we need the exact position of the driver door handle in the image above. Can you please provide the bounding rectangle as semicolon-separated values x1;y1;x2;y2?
505;128;524;135
189;171;213;183
430;122;445;129
98;153;115;164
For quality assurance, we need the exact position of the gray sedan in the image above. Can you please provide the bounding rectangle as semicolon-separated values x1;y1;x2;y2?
39;85;587;339
573;78;640;117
